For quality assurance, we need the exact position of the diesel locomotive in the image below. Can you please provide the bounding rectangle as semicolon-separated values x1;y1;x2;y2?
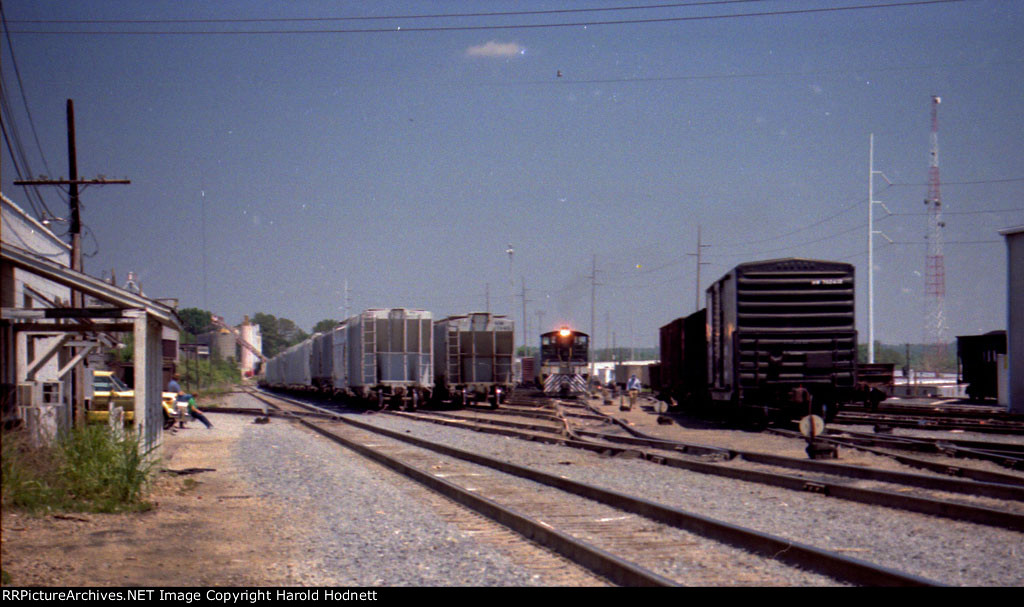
538;327;590;397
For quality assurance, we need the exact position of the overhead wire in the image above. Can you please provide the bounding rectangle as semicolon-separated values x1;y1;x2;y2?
4;1;965;35
0;3;64;224
4;1;773;24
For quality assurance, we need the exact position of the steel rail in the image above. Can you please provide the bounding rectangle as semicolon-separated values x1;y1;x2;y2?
570;400;1024;501
827;426;1024;455
302;418;676;586
246;389;674;586
376;404;1024;529
767;429;1024;489
833;414;1024;435
844;402;1016;421
250;390;939;586
576;399;1024;499
774;427;1024;473
577;427;1024;501
336;412;941;586
242;391;1024;503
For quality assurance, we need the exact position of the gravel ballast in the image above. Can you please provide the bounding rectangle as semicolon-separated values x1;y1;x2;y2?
222;403;550;586
349;410;1024;586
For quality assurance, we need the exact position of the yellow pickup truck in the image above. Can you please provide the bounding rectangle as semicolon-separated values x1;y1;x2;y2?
89;370;179;428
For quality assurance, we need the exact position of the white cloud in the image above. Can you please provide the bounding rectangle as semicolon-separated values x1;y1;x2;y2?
466;41;524;58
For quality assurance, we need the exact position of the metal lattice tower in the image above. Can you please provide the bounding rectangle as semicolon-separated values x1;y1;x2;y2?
924;95;948;369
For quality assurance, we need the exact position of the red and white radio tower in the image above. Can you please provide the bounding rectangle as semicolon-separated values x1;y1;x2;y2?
924;95;947;370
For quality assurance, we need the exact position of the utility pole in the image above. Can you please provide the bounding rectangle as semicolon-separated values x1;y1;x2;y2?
13;99;130;428
343;279;350;319
506;243;515;352
587;255;601;379
688;226;711;312
520;277;529;357
605;310;611;363
868;134;893;364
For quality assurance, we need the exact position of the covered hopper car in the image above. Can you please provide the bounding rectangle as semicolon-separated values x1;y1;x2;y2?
433;312;514;407
263;308;433;409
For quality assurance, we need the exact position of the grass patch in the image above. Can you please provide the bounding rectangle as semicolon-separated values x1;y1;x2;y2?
1;425;157;514
181;357;242;399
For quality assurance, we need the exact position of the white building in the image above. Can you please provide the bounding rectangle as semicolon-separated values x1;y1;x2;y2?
1;195;72;421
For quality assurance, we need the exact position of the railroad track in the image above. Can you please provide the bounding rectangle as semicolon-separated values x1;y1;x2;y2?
239;388;941;586
395;400;1024;530
844;400;1014;420
768;426;1024;473
832;412;1024;435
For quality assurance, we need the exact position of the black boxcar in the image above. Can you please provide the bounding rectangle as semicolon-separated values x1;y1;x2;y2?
706;258;857;420
957;331;1006;401
657;309;707;407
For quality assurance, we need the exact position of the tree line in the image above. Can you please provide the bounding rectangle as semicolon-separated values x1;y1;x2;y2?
178;308;339;358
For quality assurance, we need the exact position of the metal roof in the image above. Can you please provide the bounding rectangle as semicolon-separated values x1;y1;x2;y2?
1;242;182;330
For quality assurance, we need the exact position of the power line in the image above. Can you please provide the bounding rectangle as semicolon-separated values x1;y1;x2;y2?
4;1;772;24
892;239;1001;245
5;1;965;35
883;207;1024;217
888;177;1024;187
715;193;864;248
1;3;52;176
705;223;867;258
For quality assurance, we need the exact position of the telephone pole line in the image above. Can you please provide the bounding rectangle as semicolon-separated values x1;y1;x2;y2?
868;134;893;363
13;100;131;280
587;254;602;377
13;99;130;428
520;277;530;357
688;225;711;312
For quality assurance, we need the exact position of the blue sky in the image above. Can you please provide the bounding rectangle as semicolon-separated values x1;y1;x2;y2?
2;0;1022;352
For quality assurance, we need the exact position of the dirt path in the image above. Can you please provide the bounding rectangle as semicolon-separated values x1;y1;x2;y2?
1;414;297;587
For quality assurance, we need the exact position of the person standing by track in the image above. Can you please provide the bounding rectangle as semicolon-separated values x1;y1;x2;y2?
625;374;642;411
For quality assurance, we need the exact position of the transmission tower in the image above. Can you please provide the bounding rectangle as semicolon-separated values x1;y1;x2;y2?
924;95;948;371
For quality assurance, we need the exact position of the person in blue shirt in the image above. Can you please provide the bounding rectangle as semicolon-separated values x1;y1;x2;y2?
625;374;642;410
167;373;213;430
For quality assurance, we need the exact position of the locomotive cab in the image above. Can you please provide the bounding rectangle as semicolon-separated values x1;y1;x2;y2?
539;327;590;397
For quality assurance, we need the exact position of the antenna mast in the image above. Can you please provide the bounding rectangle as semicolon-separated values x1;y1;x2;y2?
924;95;947;370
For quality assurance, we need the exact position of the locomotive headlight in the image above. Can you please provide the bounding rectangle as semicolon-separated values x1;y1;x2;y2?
559;328;571;337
